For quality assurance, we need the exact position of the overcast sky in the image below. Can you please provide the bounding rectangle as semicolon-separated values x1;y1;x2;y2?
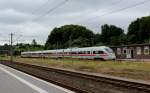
0;0;149;45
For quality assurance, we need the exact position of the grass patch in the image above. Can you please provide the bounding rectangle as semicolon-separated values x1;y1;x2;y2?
1;56;150;82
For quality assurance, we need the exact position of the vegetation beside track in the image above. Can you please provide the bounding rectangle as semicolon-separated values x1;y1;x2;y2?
1;56;150;82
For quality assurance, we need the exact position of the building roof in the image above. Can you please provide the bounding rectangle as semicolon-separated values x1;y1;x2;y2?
110;43;150;48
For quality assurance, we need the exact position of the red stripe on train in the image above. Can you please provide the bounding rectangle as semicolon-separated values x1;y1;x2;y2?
50;54;108;56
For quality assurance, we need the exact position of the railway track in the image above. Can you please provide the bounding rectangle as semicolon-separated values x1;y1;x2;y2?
0;60;150;93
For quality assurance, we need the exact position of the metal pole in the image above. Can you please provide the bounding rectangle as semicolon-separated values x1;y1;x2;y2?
69;35;73;62
10;33;13;62
92;33;94;46
56;41;58;60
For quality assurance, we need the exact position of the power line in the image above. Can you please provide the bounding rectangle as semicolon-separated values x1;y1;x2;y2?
95;0;124;11
76;0;124;23
34;0;69;21
32;0;51;14
99;0;150;17
108;0;123;5
97;0;124;13
79;0;150;23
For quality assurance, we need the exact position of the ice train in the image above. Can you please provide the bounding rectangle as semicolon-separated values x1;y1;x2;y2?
21;46;116;60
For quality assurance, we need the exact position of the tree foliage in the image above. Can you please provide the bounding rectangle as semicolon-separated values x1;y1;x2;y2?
128;16;150;43
45;25;94;49
100;24;125;45
14;40;44;55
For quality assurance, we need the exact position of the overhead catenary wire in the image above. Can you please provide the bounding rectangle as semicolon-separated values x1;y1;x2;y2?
76;0;124;24
33;0;69;21
95;0;124;11
32;0;51;14
79;0;150;23
99;0;150;17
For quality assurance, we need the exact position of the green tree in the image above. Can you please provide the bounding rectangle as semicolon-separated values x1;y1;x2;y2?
94;34;104;46
127;16;150;44
101;24;125;45
45;24;95;49
14;43;44;55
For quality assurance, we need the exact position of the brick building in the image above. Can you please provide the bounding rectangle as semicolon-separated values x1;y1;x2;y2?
110;44;150;59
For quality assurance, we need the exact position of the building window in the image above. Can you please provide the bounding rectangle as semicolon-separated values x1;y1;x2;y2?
117;48;121;55
136;47;141;55
123;47;127;54
144;46;149;55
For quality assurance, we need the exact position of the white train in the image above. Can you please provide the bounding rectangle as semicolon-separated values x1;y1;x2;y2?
21;46;116;60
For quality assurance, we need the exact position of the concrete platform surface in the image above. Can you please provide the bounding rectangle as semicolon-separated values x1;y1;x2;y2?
0;64;75;93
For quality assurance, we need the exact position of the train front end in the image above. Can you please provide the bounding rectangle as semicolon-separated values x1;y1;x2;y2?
103;47;116;60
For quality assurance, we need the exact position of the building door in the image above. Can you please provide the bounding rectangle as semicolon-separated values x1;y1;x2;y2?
131;49;134;58
126;49;134;59
126;49;131;58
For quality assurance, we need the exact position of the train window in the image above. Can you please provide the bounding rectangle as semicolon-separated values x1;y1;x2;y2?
98;51;104;54
78;52;82;54
93;51;104;54
117;48;121;55
105;48;113;53
86;51;90;54
81;51;84;54
82;51;84;54
47;53;51;55
65;52;68;54
95;51;99;54
136;47;141;55
93;51;96;54
71;52;77;54
144;46;149;55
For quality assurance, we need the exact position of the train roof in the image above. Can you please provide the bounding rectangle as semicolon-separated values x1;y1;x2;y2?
21;46;110;54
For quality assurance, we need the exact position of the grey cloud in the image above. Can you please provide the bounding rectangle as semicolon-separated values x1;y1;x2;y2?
0;9;35;24
0;0;150;45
